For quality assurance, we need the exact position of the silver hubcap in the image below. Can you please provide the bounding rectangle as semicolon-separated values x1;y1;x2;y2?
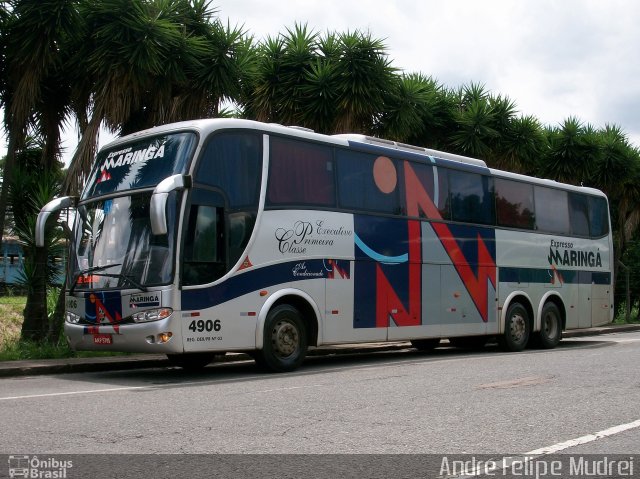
509;313;526;343
542;312;558;338
271;319;299;357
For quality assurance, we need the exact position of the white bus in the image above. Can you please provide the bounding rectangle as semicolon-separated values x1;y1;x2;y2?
37;119;613;372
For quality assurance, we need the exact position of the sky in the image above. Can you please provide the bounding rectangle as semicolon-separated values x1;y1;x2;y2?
2;0;640;163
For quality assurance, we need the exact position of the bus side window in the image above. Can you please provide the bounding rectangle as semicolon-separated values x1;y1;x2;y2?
405;162;449;220
589;196;609;237
495;178;535;229
183;190;226;286
569;193;590;237
534;186;569;234
448;170;494;225
336;149;403;215
267;136;335;207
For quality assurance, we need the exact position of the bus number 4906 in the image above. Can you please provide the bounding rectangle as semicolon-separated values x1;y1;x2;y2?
188;319;221;333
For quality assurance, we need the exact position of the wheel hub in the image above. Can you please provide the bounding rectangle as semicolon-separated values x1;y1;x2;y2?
510;314;526;342
271;320;299;357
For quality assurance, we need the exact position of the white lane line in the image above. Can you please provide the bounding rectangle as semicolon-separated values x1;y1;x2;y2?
255;384;323;394
0;374;266;401
0;354;476;402
445;419;640;478
0;385;150;401
0;381;326;401
524;418;640;455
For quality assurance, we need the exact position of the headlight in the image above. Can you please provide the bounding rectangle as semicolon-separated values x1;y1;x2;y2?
132;308;173;323
66;311;80;324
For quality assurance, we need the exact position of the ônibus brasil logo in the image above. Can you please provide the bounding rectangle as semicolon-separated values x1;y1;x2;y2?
8;455;73;478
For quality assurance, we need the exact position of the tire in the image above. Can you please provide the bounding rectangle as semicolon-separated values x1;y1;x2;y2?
532;302;562;349
498;302;530;352
166;352;216;370
410;338;440;351
448;336;487;349
258;304;308;372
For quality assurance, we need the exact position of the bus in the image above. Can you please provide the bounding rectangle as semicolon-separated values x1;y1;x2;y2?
36;119;613;372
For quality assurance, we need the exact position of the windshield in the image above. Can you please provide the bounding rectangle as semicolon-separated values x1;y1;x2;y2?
82;132;196;199
71;192;178;291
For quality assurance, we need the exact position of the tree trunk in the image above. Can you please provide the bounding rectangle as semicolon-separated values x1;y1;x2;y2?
20;246;48;341
48;277;67;343
0;132;19;243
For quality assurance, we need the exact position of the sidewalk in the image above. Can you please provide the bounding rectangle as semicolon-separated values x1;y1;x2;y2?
1;323;639;378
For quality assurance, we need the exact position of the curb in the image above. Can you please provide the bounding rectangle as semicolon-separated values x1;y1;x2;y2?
562;323;640;338
0;324;638;378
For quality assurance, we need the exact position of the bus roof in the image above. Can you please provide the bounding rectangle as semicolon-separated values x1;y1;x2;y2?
333;133;487;168
103;118;607;198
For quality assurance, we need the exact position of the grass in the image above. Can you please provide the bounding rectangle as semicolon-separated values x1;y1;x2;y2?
613;303;640;324
0;292;128;361
0;295;26;348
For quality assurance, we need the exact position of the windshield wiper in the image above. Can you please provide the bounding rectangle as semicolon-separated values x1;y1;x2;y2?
69;263;147;294
90;272;148;292
70;264;121;295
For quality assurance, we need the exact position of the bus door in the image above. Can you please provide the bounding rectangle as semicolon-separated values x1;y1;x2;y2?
576;272;593;328
590;272;612;327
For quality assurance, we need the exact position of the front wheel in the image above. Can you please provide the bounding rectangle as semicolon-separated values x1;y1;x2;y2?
498;302;530;352
258;304;308;372
532;302;562;349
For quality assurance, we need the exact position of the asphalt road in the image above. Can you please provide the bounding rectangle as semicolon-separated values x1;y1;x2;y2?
0;332;639;477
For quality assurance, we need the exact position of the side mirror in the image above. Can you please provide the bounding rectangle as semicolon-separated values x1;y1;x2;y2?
150;174;191;235
36;196;78;247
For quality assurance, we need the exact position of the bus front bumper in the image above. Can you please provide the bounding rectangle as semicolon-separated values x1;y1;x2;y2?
64;316;185;354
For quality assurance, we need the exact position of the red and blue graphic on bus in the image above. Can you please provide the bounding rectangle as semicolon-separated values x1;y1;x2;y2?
352;216;496;328
352;159;497;328
84;291;123;333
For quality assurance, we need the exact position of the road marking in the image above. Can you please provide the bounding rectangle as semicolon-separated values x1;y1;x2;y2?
0;337;621;402
255;384;324;393
0;374;266;401
0;385;151;401
449;419;640;478
524;418;640;455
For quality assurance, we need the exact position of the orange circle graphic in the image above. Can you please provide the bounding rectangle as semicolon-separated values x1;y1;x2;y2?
373;156;397;194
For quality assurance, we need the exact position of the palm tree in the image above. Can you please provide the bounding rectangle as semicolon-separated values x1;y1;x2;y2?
296;32;341;133
589;126;640;278
245;26;397;136
495;115;547;174
245;24;318;125
538;117;601;185
7;140;64;341
64;0;253;195
176;17;254;121
449;94;498;159
0;0;81;342
332;30;397;134
0;0;80;242
376;73;443;143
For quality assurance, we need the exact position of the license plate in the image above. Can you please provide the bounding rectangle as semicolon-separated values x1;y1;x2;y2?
93;334;113;345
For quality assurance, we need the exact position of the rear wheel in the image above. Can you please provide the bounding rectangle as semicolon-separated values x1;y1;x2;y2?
498;302;530;352
258;304;308;372
166;352;217;370
532;302;562;349
410;338;440;351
